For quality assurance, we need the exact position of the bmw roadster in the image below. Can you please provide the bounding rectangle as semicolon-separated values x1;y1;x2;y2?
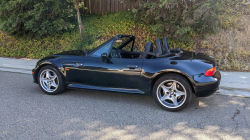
32;35;221;111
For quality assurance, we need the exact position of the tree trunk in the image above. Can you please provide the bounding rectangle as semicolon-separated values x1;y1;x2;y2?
74;2;83;37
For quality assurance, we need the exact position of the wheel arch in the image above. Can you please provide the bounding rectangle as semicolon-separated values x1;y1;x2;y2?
34;62;65;83
150;71;195;96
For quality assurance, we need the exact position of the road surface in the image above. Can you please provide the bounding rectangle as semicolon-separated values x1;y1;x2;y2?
0;71;249;140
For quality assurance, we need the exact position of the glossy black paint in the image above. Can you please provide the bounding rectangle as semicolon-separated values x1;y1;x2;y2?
82;56;143;89
33;35;221;97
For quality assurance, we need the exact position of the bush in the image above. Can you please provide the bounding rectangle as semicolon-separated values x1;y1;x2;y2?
132;0;223;42
0;0;75;38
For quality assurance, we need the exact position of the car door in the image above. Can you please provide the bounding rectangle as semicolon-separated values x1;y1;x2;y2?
82;41;143;89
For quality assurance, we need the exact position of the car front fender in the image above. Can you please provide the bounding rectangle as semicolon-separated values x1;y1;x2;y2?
32;59;65;84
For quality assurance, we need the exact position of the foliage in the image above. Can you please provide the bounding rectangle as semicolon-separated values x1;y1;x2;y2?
198;0;250;71
0;0;75;38
0;12;157;58
1;3;250;72
82;12;159;51
132;0;223;42
219;0;250;29
67;0;85;37
0;32;77;58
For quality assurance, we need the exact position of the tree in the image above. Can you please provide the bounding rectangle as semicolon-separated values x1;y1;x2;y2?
67;0;85;37
0;0;75;37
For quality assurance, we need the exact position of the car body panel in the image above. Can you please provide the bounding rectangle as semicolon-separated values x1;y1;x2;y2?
33;51;87;84
82;56;143;89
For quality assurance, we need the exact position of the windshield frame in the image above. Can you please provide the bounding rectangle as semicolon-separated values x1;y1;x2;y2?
86;37;116;56
86;35;135;56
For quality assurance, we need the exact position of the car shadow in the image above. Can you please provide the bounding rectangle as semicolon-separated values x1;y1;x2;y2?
57;88;203;112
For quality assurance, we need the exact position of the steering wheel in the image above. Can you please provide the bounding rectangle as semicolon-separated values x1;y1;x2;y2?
110;48;121;58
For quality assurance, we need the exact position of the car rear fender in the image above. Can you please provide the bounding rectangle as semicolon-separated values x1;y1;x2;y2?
150;70;196;95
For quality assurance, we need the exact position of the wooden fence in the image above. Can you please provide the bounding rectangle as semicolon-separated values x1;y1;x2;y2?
84;0;137;14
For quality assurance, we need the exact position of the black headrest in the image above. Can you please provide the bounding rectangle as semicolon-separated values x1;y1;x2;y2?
145;41;153;53
163;38;170;54
156;38;163;55
139;41;154;59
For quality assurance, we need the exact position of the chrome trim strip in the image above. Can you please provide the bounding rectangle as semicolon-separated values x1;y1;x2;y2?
68;84;144;94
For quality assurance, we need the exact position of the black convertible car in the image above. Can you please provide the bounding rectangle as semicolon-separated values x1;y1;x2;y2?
32;35;221;111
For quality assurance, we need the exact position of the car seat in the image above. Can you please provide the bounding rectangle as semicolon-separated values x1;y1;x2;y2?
163;38;170;54
139;41;154;59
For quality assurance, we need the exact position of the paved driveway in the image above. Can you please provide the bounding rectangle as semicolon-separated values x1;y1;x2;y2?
0;71;249;140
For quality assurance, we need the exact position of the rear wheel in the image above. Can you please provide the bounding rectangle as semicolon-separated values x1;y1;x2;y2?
37;65;65;95
152;74;192;111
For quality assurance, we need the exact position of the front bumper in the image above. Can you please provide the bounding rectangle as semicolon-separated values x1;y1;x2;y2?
192;70;221;97
32;69;38;84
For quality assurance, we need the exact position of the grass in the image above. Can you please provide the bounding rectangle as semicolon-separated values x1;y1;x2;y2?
0;32;81;58
0;0;250;71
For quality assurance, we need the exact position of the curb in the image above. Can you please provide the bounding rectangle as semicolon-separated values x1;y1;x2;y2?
215;88;250;98
0;66;32;71
0;67;31;74
220;86;250;92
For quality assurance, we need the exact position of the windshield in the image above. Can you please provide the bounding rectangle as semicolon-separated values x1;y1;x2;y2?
86;37;115;55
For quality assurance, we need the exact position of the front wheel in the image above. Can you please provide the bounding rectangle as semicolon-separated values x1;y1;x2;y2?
152;74;192;111
37;65;65;95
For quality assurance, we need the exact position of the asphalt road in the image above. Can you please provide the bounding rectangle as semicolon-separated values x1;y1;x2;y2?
0;71;249;140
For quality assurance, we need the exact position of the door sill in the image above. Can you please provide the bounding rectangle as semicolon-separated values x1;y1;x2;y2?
68;84;144;94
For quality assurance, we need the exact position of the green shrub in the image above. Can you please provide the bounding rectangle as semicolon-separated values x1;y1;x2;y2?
132;0;224;42
0;0;75;38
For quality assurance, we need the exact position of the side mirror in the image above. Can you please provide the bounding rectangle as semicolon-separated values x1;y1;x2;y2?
132;46;138;52
101;53;108;62
101;53;107;59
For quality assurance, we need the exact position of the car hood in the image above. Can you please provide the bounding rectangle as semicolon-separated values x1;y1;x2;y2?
171;50;217;66
54;50;86;56
36;50;86;65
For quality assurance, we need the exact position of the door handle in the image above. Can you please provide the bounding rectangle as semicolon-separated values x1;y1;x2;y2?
127;65;138;69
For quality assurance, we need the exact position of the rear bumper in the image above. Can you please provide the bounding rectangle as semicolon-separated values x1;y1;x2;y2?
192;70;221;97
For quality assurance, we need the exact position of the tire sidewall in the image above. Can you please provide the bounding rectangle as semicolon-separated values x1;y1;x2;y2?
152;74;192;111
37;65;65;95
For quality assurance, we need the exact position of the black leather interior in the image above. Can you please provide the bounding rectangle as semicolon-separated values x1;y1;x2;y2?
139;41;154;59
115;38;172;59
156;38;164;55
119;49;141;59
163;38;170;54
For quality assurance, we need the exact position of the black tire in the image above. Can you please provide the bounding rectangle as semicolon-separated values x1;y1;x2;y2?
37;65;65;95
152;74;192;111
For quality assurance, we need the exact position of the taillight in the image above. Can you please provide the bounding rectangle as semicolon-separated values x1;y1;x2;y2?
204;67;216;76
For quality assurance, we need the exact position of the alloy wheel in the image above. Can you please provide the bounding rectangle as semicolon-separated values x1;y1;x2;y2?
39;69;59;92
156;80;187;108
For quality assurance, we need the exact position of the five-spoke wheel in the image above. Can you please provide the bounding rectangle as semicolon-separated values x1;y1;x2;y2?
40;69;59;92
38;65;65;95
153;74;192;111
157;80;187;108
